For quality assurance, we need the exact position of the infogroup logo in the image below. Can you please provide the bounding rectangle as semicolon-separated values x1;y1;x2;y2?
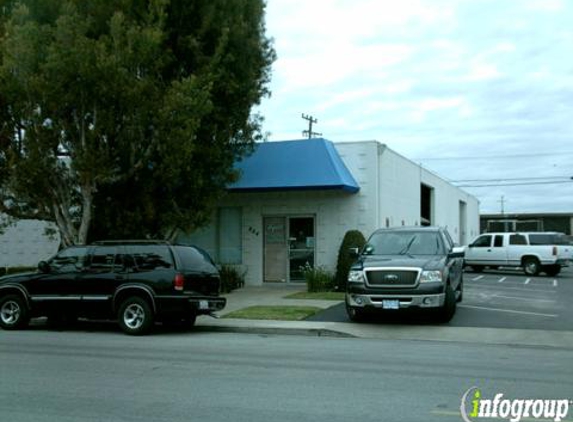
460;387;572;422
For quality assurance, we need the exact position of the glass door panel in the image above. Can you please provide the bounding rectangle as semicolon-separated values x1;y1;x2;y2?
288;217;315;281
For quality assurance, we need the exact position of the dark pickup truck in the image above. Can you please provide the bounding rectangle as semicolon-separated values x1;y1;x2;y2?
345;227;464;322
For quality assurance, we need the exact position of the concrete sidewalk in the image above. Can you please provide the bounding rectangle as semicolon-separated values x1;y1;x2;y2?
195;284;573;350
214;283;341;315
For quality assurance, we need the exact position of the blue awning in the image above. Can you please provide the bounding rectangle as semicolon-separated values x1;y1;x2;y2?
228;138;360;193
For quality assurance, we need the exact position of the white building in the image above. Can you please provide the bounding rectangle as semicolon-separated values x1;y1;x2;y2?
179;139;480;285
0;219;60;268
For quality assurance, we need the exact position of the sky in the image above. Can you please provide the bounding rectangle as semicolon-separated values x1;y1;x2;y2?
257;0;573;214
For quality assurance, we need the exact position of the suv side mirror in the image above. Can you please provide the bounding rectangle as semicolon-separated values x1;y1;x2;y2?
38;261;51;273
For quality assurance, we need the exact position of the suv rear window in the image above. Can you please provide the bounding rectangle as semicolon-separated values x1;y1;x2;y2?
174;246;216;271
126;245;174;270
529;233;568;245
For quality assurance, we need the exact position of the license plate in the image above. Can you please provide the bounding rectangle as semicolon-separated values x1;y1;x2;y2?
382;300;400;310
199;300;209;310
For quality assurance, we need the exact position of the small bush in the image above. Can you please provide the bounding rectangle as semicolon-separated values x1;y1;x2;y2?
335;230;366;290
301;263;334;293
219;265;246;293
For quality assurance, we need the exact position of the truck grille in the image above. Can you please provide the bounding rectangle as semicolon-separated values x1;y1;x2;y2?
365;269;419;287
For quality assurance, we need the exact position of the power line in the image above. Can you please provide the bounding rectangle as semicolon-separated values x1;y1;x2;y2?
415;152;573;161
456;180;573;188
451;176;572;183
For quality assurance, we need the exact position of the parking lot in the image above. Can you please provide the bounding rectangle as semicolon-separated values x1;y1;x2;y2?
309;266;573;331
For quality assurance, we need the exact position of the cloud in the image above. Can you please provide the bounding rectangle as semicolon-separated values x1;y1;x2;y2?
260;0;573;212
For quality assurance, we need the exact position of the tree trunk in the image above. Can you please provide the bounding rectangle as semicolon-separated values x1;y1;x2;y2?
77;185;93;245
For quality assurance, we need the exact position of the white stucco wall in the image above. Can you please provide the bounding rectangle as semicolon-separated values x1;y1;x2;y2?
220;189;375;285
0;219;60;268
420;167;480;244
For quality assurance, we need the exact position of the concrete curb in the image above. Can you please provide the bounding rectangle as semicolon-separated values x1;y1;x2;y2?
197;318;573;349
195;325;355;338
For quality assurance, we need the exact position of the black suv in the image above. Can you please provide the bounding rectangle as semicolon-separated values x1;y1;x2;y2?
0;241;226;335
346;227;464;322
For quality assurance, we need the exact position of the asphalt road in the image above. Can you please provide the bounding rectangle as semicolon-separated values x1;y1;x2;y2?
1;331;572;422
308;266;573;331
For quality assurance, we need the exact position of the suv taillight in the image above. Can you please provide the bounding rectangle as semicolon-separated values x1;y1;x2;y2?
552;246;558;256
174;273;184;291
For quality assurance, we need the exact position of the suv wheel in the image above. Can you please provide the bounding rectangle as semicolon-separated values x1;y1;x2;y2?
0;295;29;330
118;297;154;335
523;257;540;276
437;284;456;323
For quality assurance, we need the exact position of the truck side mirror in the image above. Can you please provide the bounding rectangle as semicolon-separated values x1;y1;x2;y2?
449;247;465;258
38;261;51;273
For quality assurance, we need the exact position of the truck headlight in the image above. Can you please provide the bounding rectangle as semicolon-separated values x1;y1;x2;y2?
348;270;365;283
420;270;443;283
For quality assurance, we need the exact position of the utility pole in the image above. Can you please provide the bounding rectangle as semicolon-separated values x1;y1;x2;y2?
498;195;509;232
302;113;322;139
498;195;506;214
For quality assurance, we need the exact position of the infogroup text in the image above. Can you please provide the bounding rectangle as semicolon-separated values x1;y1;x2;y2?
460;387;572;422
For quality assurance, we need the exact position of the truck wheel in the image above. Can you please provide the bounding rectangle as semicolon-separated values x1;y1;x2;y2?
437;284;456;323
544;265;561;277
345;302;366;323
0;295;29;330
523;257;540;276
455;277;464;303
118;297;154;335
471;265;484;273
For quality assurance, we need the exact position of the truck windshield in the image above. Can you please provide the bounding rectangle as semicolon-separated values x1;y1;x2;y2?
364;231;444;256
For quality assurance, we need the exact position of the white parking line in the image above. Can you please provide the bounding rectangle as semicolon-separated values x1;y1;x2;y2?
553;279;558;287
459;304;557;318
492;294;555;303
472;275;484;281
524;278;530;285
498;277;506;283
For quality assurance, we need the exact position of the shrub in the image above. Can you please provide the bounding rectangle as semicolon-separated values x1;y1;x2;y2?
334;230;366;290
219;265;246;293
301;263;334;293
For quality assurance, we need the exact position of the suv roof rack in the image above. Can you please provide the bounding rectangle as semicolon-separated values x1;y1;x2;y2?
91;240;171;245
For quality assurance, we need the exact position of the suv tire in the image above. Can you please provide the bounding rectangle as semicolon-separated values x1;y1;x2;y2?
118;297;154;335
523;257;540;276
0;294;29;330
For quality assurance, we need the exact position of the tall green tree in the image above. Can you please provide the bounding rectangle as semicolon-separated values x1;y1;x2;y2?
0;0;275;246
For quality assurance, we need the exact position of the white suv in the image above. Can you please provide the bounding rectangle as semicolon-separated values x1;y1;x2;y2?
464;232;570;276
